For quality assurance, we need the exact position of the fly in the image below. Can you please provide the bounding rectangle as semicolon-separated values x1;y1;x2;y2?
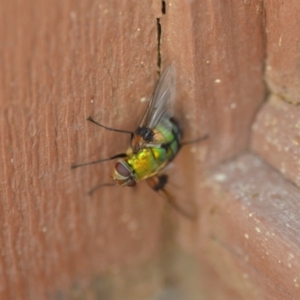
72;64;208;219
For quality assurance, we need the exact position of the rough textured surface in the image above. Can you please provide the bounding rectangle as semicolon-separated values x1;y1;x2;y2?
264;0;300;104
197;154;300;299
0;1;162;299
162;0;265;165
0;0;267;299
252;96;300;188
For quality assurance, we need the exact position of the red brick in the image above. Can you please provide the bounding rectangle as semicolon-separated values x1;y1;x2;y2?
265;0;300;104
195;154;300;299
0;0;267;299
251;95;300;187
0;1;162;299
162;0;265;165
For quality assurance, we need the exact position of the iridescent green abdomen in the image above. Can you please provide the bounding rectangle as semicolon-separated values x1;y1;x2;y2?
154;119;182;160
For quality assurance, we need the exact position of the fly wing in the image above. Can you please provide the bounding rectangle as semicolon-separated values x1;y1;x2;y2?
138;64;176;129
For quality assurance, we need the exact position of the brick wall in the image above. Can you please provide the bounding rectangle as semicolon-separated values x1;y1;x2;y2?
0;1;298;299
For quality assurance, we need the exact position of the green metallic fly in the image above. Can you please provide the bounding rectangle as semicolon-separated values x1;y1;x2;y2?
72;64;207;218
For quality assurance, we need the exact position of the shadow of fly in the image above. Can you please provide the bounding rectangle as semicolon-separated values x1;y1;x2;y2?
72;64;208;219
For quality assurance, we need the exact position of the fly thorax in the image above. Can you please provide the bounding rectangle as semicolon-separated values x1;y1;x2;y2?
135;126;154;142
132;130;153;153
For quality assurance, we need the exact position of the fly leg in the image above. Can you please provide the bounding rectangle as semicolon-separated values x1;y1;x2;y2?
146;175;196;220
71;152;127;193
180;134;208;147
71;152;127;169
87;116;134;139
88;182;116;196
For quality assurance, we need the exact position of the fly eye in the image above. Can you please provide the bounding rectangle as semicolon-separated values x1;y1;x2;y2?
115;162;136;187
115;162;131;178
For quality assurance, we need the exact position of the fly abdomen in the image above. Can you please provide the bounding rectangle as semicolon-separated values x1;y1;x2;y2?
153;118;182;163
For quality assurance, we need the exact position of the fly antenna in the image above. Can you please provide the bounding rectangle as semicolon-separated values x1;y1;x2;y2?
71;153;127;169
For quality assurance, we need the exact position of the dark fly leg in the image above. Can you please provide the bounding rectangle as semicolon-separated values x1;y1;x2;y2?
146;174;196;220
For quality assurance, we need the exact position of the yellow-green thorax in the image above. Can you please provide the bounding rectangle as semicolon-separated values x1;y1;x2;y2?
125;147;167;181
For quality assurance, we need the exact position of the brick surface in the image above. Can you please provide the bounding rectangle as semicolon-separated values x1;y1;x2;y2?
162;0;265;165
251;95;300;187
0;0;266;299
264;0;300;104
0;1;162;299
196;153;300;299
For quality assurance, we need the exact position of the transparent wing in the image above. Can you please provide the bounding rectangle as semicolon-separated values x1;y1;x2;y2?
139;64;176;129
